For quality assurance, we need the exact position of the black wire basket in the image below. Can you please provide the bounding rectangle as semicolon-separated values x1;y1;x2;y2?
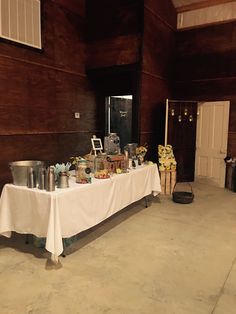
172;182;194;204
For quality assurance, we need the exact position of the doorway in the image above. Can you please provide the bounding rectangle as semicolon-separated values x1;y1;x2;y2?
195;101;230;187
106;95;133;150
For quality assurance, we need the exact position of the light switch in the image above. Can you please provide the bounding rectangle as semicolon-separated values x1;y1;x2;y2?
74;112;80;119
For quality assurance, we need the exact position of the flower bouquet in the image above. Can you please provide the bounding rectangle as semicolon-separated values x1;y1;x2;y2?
136;144;148;164
158;144;177;171
52;162;71;181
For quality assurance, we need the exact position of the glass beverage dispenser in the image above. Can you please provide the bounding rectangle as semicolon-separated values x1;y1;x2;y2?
76;160;91;184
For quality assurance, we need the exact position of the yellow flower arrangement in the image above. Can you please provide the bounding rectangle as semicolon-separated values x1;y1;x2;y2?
136;144;148;157
158;144;177;171
70;156;84;165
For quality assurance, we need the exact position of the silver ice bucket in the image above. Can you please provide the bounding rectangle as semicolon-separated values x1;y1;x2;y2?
9;160;45;186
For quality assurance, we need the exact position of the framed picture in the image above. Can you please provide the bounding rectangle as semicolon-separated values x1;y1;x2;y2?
91;138;103;153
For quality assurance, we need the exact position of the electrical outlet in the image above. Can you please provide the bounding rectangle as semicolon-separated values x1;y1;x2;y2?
74;112;80;119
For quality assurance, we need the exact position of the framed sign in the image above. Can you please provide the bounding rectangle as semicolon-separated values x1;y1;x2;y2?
91;138;103;154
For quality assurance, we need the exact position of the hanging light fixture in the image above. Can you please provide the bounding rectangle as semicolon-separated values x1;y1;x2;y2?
171;108;175;116
188;103;193;122
184;107;188;116
178;103;182;122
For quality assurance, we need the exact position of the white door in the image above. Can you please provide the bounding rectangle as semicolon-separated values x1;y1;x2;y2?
195;101;230;187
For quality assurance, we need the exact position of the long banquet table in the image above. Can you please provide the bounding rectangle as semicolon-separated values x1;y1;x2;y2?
0;163;161;260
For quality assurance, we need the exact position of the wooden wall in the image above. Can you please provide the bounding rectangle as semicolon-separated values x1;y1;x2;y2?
86;0;143;69
174;21;236;157
140;0;176;161
0;0;98;189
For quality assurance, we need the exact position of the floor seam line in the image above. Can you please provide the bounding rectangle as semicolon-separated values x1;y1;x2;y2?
210;253;236;314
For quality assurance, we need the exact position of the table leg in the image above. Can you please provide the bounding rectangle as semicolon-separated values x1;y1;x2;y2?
144;196;148;208
25;234;30;244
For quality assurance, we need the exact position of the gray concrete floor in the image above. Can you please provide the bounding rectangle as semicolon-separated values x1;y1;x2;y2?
1;181;236;314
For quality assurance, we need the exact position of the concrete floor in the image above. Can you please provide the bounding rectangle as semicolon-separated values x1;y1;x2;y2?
1;181;236;314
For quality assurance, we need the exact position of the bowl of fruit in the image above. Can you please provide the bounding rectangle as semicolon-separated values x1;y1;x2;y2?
94;170;110;179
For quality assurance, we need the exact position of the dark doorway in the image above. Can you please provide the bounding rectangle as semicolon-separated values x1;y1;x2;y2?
106;95;132;150
87;64;140;146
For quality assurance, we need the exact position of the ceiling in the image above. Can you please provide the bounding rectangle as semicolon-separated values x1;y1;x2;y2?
171;0;235;12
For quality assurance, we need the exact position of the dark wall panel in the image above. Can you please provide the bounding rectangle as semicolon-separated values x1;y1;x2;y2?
53;0;85;17
140;74;169;132
86;0;143;41
144;0;176;29
228;132;236;157
86;0;143;70
87;34;141;69
140;75;168;162
176;22;236;57
143;8;175;78
140;0;176;162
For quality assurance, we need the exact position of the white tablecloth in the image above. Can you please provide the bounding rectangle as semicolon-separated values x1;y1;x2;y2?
0;164;161;257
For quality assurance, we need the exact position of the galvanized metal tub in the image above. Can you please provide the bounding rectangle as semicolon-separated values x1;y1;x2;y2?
9;160;45;186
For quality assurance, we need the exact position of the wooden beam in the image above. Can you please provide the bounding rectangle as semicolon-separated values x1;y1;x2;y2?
176;0;235;13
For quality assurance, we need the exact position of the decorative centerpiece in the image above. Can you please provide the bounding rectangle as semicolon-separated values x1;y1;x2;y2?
158;144;176;171
158;144;177;195
136;144;148;164
70;156;92;183
52;162;71;182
